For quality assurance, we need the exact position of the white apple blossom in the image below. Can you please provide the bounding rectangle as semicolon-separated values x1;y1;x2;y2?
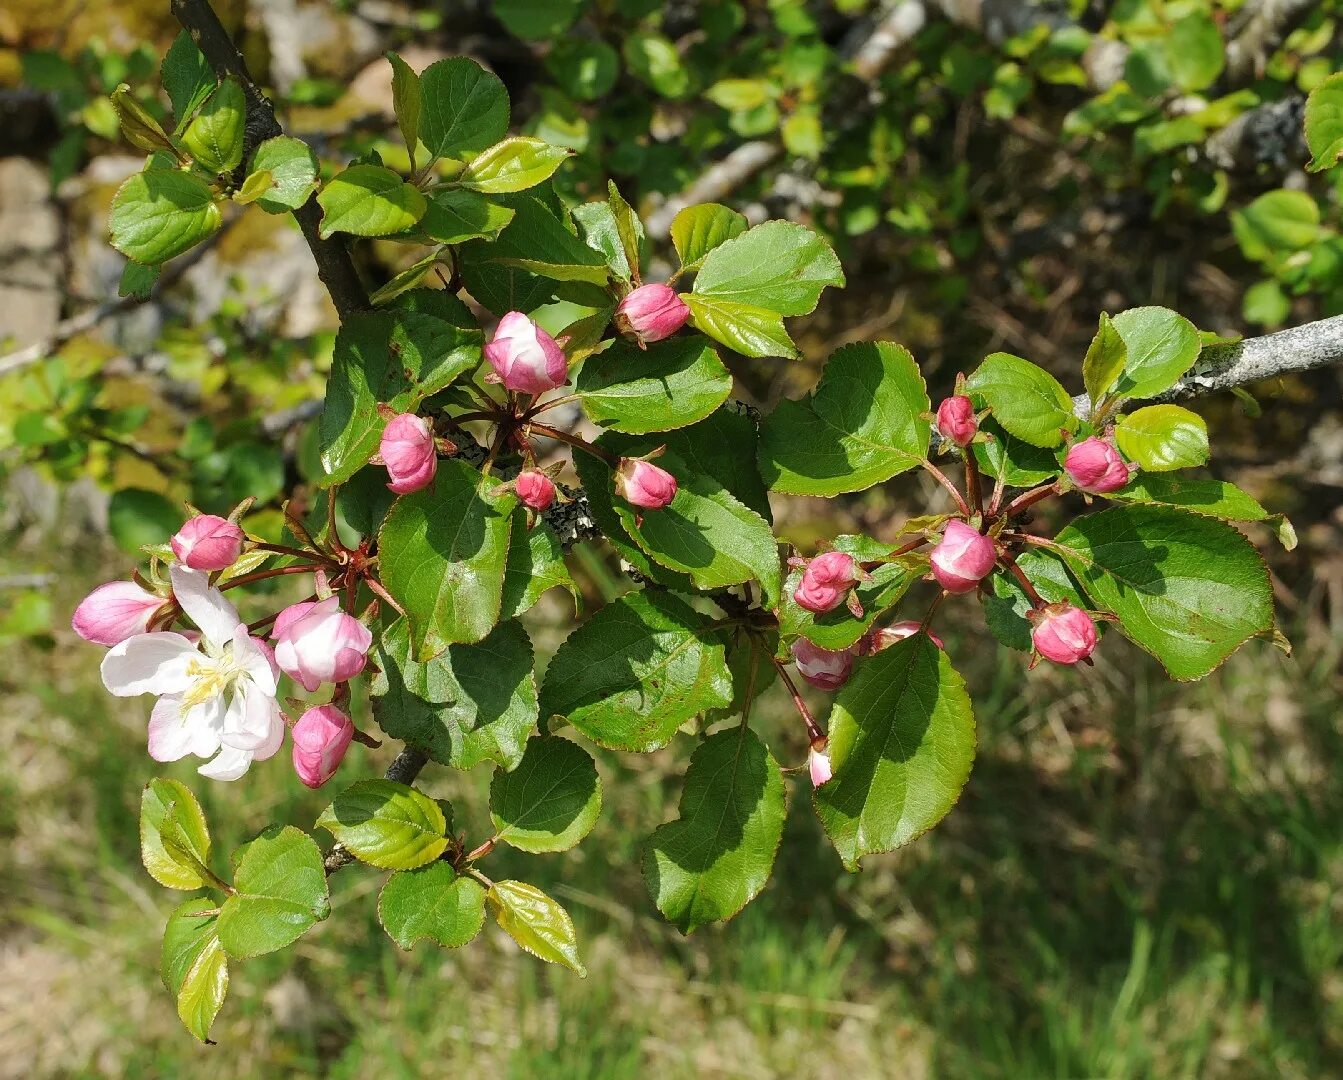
100;566;285;781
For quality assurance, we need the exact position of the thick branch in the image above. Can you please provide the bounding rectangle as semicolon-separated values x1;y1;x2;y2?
170;0;368;319
1073;314;1343;418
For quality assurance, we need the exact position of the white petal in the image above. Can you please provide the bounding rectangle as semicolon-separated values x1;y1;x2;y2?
101;633;198;697
251;705;286;762
198;745;253;782
170;565;241;649
231;626;278;697
220;684;274;751
146;697;194;761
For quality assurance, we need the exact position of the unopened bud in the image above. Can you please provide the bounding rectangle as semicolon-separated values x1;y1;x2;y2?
171;515;245;572
935;394;977;447
484;311;568;395
929;521;995;594
380;412;437;494
1030;603;1098;665
614;457;677;509
615;284;690;344
291;705;355;788
1064;436;1134;494
793;551;860;615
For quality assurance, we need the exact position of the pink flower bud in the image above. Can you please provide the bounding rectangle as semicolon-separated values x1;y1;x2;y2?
483;311;568;395
170;514;244;572
930;520;996;594
516;469;556;511
615;284;690;344
791;637;855;691
614;458;677;510
1064;436;1134;494
863;619;945;652
808;747;833;787
380;413;437;494
793;551;861;615
291;705;355;789
71;580;166;646
1031;603;1098;665
271;596;373;692
935;395;977;447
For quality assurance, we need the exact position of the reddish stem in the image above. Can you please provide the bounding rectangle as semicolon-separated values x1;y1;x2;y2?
219;564;322;591
526;421;619;466
919;459;971;517
1004;482;1059;518
964;450;984;518
771;657;823;744
1004;557;1046;608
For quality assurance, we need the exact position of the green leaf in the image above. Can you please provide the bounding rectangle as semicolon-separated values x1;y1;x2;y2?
458;136;570;193
379;862;486;950
108;487;180;554
759;341;931;494
161;32;214;132
316;779;450;870
233;168;272;204
387;52;422;164
119;260;160;300
141;778;213;891
494;0;587;40
1109;306;1204;400
1049;505;1274;680
814;636;975;870
418;188;515;244
317;164;427;239
1082;313;1126;408
319;308;480;484
378;462;517;657
539;590;733;752
419;57;510;161
1231;190;1321;267
181;78;245;173
1108;473;1295;549
501;514;577;619
546;38;619;101
368;249;448;306
1165;14;1224;92
624;32;692;99
371;617;539;771
577;337;732;434
491;735;602;852
965;352;1075;448
683;293;798;359
216;826;329;960
671;203;748;271
161;898;228;1043
692;220;843;316
1305;71;1343;172
248;135;319;213
778;535;918;650
109;169;222;265
1114;404;1209;472
970;416;1059;487
466;195;610;285
487;880;586;975
572;195;643;282
642;727;785;933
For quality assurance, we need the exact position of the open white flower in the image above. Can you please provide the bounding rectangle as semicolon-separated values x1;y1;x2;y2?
101;566;285;781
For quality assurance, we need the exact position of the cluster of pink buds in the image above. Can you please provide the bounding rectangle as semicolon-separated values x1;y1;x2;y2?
484;311;569;395
615;283;690;345
1064;435;1134;494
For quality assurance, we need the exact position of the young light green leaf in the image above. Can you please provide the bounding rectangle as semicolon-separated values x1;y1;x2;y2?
1050;504;1274;680
643;727;785;933
181;78;245;173
965;352;1076;448
319;307;480;483
141;778;212;891
671;203;748;270
814;636;976;870
683;293;798;359
778;535;919;650
419;57;510;161
487;880;586;976
317;164;428;238
216;826;329;960
387;52;422;166
368;248;448;306
490;736;602;853
316;779;450;870
692;220;843;316
1082;312;1126;408
378;462;517;657
379;862;486;950
371;617;538;771
458;136;570;193
233;168;273;205
759;341;931;494
161;898;228;1043
111;83;173;153
1114;404;1209;471
418;188;515;244
161;31;214;132
1110;306;1202;400
1305;72;1343;172
539;590;733;752
248;135;319;213
577;336;732;434
573;194;642;282
109;169;222;265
